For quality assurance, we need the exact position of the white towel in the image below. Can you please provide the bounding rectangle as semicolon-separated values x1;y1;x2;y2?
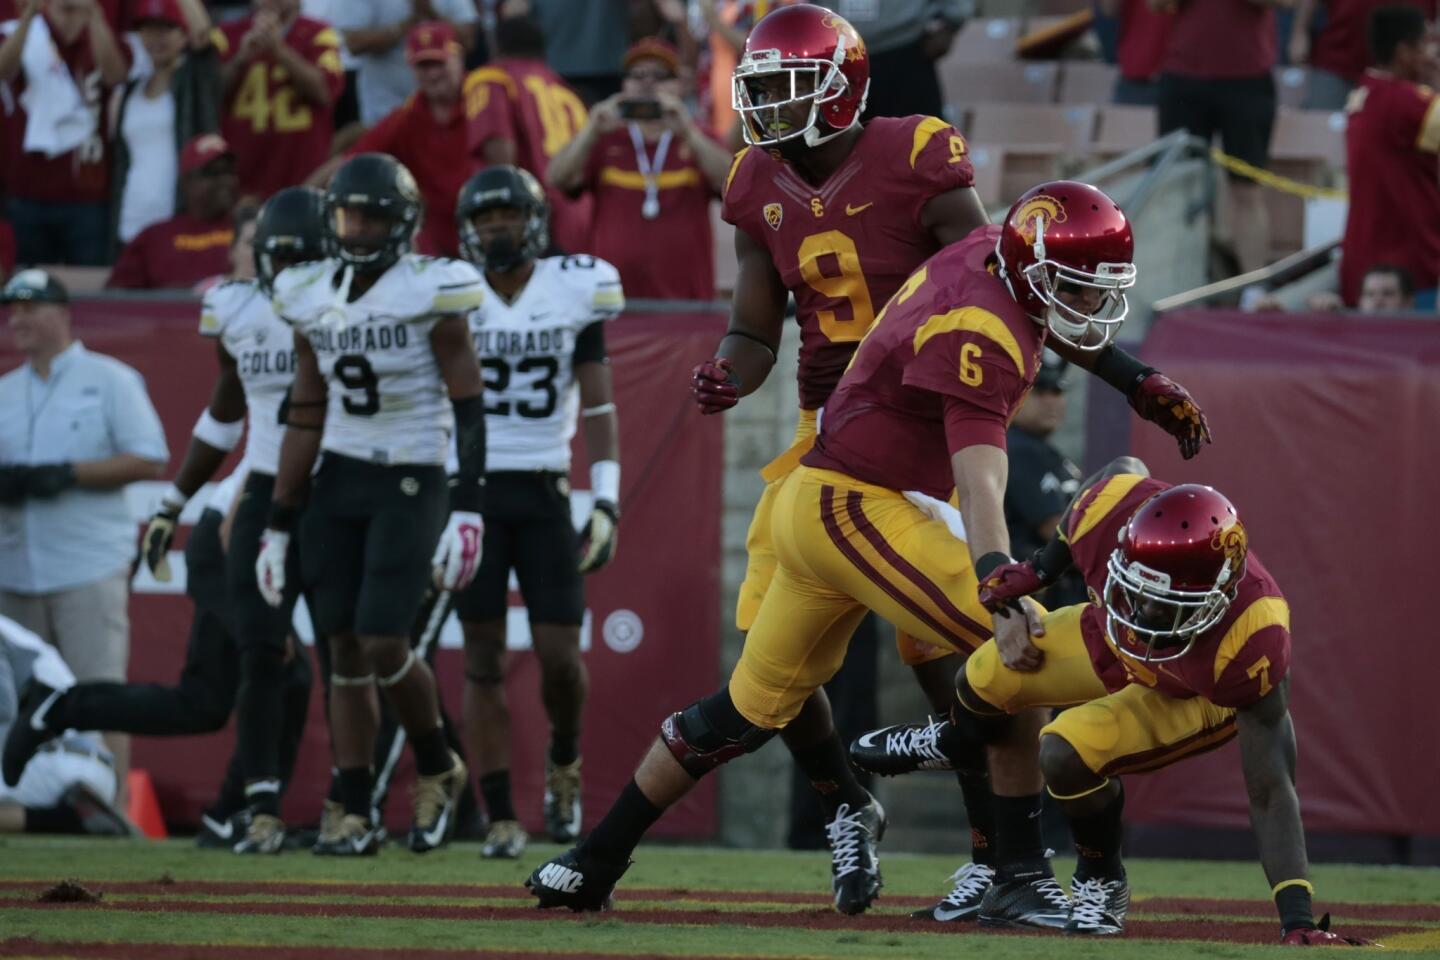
15;15;94;158
903;490;969;542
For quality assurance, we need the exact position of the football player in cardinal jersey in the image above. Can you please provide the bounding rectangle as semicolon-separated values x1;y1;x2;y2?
955;466;1374;945
452;165;624;861
259;153;488;856
673;4;1208;917
528;179;1209;916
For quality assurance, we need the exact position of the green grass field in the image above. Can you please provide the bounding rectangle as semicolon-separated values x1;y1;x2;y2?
1;836;1438;959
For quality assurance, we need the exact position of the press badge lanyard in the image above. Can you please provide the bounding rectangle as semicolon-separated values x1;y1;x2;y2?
628;123;671;220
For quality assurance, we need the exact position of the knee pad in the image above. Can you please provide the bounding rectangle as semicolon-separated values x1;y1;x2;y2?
660;689;777;779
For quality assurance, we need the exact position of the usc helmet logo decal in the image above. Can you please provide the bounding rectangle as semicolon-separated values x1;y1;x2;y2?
1210;520;1248;565
1014;194;1067;243
821;12;867;61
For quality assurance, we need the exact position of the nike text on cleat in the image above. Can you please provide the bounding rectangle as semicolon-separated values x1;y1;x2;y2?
526;847;631;912
827;796;886;915
978;874;1073;930
849;715;955;777
912;862;996;922
1066;876;1130;935
2;681;62;787
233;813;286;855
408;751;467;853
543;757;583;843
480;819;528;860
312;814;379;856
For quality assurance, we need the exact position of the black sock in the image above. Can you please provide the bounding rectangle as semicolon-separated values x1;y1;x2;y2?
789;733;869;818
580;778;663;864
549;733;579;767
327;768;342;804
993;793;1048;881
337;767;373;819
25;804;83;833
245;782;281;818
956;770;997;866
1070;782;1125;882
411;726;452;777
479;770;516;822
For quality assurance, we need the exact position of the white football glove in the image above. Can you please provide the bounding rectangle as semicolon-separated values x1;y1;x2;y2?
255;529;291;608
578;501;619;573
432;510;484;591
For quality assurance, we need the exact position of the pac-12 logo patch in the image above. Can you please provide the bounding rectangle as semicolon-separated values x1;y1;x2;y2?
763;202;783;231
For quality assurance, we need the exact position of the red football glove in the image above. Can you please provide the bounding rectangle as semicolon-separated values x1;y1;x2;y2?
692;357;740;415
977;559;1048;615
1281;915;1379;947
1129;372;1212;460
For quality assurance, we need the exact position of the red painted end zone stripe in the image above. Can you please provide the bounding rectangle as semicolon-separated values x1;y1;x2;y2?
0;940;735;960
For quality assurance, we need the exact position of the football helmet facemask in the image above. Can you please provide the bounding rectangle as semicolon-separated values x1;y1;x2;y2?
456;165;549;272
325;153;422;274
1102;484;1248;663
253;185;331;293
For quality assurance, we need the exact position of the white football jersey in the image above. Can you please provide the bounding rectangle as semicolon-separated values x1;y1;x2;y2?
273;255;486;467
470;255;624;472
199;280;296;476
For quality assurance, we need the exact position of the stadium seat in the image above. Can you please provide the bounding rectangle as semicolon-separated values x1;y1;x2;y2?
1270;107;1347;166
1276;67;1310;109
945;18;1026;63
965;102;1096;154
942;60;1060;107
965;144;1009;207
1092;105;1158;160
1058;61;1119;104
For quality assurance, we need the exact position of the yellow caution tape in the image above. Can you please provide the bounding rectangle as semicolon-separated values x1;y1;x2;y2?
1210;147;1347;200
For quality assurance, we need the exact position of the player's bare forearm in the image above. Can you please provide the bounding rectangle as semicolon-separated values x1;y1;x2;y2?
73;454;166;489
721;229;787;396
430;315;484;400
1237;679;1310;888
273;332;326;508
951;444;1012;562
172;346;248;498
577;361;620;466
921;187;990;246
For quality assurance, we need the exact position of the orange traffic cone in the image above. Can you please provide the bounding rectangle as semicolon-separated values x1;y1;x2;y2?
126;770;168;840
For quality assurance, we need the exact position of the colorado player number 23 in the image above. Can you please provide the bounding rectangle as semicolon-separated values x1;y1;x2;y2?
482;357;560;418
798;230;876;342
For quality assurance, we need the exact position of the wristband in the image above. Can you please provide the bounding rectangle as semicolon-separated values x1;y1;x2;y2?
590;459;620;505
267;501;300;533
974;551;1014;583
193;408;245;451
1033;536;1073;583
1091;345;1155;397
158;482;189;514
449;477;485;513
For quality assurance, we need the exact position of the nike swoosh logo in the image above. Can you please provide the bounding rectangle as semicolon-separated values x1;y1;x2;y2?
854;730;883;748
202;814;233;840
846;202;873;216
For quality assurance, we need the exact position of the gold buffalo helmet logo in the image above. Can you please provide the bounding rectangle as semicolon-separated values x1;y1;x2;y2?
763;202;783;231
1014;194;1067;243
1209;519;1248;565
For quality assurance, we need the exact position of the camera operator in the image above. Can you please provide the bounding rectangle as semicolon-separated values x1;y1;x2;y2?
547;38;730;300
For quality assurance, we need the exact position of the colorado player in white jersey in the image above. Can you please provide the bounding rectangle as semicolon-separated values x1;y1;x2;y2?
452;166;623;860
258;153;487;856
132;189;332;853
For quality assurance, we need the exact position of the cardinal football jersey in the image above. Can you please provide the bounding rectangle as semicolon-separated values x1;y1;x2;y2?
469;255;624;472
198;279;296;476
722;114;975;410
273;255;487;467
1063;474;1292;709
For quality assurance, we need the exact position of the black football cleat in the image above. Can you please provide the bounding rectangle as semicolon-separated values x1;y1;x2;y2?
1066;875;1130;935
826;796;886;915
2;680;63;787
526;847;631;912
61;783;139;837
849;715;955;777
978;873;1073;930
196;810;250;849
911;861;996;922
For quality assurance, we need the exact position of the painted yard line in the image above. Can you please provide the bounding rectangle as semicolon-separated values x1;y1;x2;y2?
0;898;1408;945
0;940;768;960
1;881;1436;923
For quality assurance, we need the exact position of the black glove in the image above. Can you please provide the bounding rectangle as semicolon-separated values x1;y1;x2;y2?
25;463;77;499
0;466;31;505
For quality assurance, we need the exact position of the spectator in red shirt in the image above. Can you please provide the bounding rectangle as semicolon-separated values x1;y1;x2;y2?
0;0;130;266
546;39;730;301
1290;0;1436;109
1339;5;1440;307
464;12;592;252
215;0;344;201
312;21;469;257
1156;0;1286;275
106;133;238;289
1099;0;1175;106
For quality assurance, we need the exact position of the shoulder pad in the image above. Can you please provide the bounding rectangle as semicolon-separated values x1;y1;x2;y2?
413;256;486;315
199;279;261;336
551;255;624;320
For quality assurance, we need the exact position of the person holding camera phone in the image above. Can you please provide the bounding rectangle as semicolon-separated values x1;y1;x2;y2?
547;38;732;301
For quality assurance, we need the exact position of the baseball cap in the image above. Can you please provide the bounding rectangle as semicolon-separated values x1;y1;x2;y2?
406;20;461;64
622;37;679;75
180;133;235;176
1035;349;1069;392
1;268;70;305
131;0;185;28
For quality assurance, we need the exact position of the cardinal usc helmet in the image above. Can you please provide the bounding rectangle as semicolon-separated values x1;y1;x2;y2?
1103;485;1249;664
996;181;1137;351
732;5;870;149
